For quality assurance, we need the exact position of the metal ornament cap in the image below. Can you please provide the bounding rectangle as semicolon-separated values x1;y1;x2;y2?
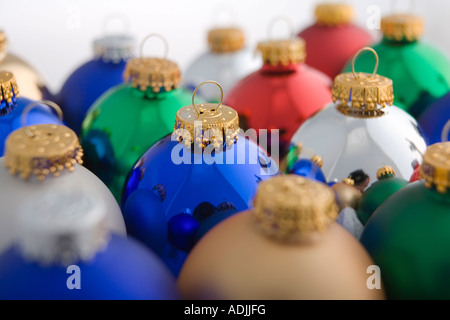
123;57;181;93
4;124;83;181
252;175;339;243
208;27;245;53
0;30;7;61
315;3;355;26
381;14;424;42
93;34;135;63
0;71;19;115
420;142;450;194
377;166;396;180
256;38;306;66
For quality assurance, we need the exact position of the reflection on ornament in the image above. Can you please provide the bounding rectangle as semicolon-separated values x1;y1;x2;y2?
418;92;450;144
58;28;135;134
290;47;427;188
0;189;179;300
361;142;450;299
178;175;385;300
224;17;332;155
298;2;373;79
342;13;450;119
81;34;196;202
0;72;60;156
0;102;126;256
121;81;279;277
184;26;261;102
0;31;52;100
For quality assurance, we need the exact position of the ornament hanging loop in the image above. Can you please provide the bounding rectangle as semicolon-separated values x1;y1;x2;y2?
267;15;295;40
21;100;64;138
192;81;224;116
139;33;169;59
352;47;379;79
101;13;131;35
211;3;239;26
391;0;416;13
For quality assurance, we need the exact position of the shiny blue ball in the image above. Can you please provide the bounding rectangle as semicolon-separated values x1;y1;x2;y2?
289;158;327;183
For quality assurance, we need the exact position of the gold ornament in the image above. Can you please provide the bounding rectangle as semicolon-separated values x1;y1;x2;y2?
173;81;239;151
0;71;19;114
332;47;394;118
381;14;424;42
420;142;450;194
208;27;245;53
331;182;361;211
315;3;354;26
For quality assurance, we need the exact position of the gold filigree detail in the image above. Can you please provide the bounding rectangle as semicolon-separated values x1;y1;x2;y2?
315;3;354;26
0;71;19;104
420;142;450;194
256;38;306;66
208;27;245;53
381;14;424;42
377;166;396;180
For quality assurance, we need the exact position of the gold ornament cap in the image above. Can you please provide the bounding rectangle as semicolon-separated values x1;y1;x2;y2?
4;101;83;181
257;38;306;66
123;34;181;93
252;175;339;242
332;47;394;118
0;71;19;116
208;27;245;53
377;166;396;180
420;142;450;194
173;81;239;150
0;30;7;61
315;3;355;26
381;14;424;42
342;178;355;186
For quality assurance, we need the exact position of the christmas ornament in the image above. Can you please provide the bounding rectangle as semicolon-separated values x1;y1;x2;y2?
0;30;52;100
178;175;385;300
0;189;179;300
81;34;196;202
184;24;261;102
418;92;450;144
0;71;61;157
0;102;126;255
122;81;279;277
360;142;450;299
288;154;326;184
298;2;373;79
357;166;408;226
290;47;427;190
342;12;450;119
331;178;361;212
224;17;333;154
58;19;135;134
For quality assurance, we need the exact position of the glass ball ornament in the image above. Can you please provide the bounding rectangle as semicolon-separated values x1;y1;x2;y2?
360;142;450;299
177;175;385;300
81;34;197;203
342;12;450;119
0;30;52;100
58;25;136;134
121;81;279;277
0;105;126;256
418;92;450;144
224;18;333;155
184;25;262;102
0;71;61;157
290;47;428;191
0;189;179;300
298;2;373;79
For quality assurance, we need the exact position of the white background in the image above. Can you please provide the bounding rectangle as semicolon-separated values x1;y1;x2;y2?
1;0;449;94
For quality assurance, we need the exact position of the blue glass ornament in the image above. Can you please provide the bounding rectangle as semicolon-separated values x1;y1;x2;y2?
288;158;327;184
418;92;450;144
0;72;61;156
58;34;135;134
121;81;279;277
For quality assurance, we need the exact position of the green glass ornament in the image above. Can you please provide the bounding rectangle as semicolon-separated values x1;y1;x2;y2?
360;142;450;300
357;166;408;225
342;13;450;119
81;36;197;203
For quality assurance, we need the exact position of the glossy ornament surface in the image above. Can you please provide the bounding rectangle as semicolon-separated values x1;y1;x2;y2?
418;92;450;144
224;34;332;152
0;31;52;100
122;81;279;277
0;71;60;156
81;35;195;202
178;175;385;300
290;48;427;190
0;121;126;255
184;27;261;102
298;2;373;79
0;190;179;300
360;142;450;299
58;33;135;134
342;13;450;119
